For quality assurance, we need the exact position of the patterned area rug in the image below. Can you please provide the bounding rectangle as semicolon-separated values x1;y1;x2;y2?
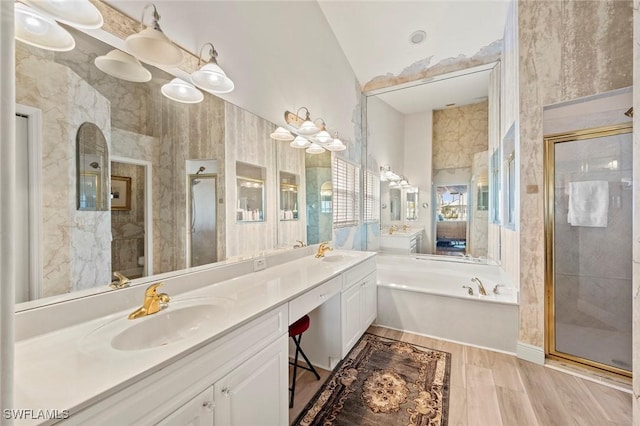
293;333;451;426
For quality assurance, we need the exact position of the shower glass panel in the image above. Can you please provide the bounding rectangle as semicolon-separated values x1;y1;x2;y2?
189;174;217;267
545;124;632;376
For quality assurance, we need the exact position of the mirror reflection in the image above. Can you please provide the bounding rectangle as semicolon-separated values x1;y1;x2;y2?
305;151;332;245
15;26;314;305
77;122;108;211
366;65;493;256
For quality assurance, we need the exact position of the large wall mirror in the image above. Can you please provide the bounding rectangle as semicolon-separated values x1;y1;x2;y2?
365;65;493;256
14;26;313;307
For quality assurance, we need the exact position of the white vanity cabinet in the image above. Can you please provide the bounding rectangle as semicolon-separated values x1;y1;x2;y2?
63;305;288;426
380;228;424;254
341;258;377;357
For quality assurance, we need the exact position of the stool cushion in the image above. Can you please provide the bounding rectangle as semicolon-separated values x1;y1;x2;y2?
289;315;310;337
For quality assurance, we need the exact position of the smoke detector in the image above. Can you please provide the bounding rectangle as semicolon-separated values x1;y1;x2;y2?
409;30;427;45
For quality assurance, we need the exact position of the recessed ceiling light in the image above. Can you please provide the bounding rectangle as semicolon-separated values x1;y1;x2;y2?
409;30;427;45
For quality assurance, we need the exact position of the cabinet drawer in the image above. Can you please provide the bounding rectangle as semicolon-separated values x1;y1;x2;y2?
343;257;376;291
289;276;341;324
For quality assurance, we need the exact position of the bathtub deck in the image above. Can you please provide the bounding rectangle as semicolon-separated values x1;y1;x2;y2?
367;325;631;426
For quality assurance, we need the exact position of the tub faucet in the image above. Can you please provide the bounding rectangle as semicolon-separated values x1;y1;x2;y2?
128;283;171;320
462;285;474;296
315;242;333;258
471;277;487;296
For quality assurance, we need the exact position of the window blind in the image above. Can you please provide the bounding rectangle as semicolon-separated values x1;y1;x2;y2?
364;169;380;223
332;156;360;228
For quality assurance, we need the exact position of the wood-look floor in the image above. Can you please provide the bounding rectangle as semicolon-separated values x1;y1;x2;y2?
290;325;632;426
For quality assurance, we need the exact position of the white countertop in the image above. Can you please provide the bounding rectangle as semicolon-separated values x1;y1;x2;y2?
381;227;424;238
14;250;376;424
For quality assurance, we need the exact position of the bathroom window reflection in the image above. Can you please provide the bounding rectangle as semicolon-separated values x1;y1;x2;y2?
236;162;265;222
279;171;299;220
320;181;332;213
76;122;109;211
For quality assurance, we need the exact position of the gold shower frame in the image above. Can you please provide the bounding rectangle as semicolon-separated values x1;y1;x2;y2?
544;122;632;378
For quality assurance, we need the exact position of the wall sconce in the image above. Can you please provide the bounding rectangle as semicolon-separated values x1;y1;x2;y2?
161;78;204;104
22;0;103;29
125;3;183;67
94;49;152;83
269;107;346;154
191;43;234;94
14;3;75;51
379;165;401;182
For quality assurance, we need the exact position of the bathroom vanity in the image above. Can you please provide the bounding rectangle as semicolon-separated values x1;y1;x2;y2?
380;227;424;254
14;249;376;425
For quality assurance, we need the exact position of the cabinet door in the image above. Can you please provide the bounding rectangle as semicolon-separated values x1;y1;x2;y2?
215;335;288;426
362;273;377;328
341;282;362;356
156;387;214;426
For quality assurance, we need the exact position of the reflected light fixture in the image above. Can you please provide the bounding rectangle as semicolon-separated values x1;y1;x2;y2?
161;78;203;104
271;107;347;154
22;0;103;29
380;165;401;182
125;3;183;67
191;43;234;94
15;3;75;52
94;49;152;83
290;135;311;149
270;127;295;142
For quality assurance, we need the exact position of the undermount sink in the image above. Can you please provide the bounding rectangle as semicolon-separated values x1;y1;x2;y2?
82;298;230;352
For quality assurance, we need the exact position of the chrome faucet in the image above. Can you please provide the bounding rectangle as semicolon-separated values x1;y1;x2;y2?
110;271;130;289
128;283;171;320
315;242;333;258
471;277;487;296
293;240;307;248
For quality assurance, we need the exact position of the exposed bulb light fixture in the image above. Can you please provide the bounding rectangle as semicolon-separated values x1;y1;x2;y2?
271;107;347;154
15;3;75;51
94;49;152;83
161;78;203;104
22;0;103;29
125;3;183;67
191;42;234;94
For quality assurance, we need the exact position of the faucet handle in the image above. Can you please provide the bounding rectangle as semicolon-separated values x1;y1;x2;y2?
492;284;505;295
110;271;130;289
462;285;474;296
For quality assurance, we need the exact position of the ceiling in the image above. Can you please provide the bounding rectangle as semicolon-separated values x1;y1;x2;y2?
103;1;508;118
317;0;509;87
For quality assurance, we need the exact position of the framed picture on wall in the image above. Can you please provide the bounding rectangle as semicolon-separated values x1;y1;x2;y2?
110;175;131;211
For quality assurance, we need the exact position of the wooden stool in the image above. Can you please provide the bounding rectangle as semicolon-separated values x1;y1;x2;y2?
289;315;321;408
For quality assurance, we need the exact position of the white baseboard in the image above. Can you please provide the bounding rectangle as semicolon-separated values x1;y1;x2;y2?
517;341;545;365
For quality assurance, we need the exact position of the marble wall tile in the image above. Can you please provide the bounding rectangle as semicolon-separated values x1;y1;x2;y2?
224;103;277;258
16;42;112;297
517;0;632;348
432;101;489;171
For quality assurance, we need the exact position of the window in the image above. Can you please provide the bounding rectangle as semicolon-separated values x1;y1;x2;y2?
332;156;360;228
364;169;380;223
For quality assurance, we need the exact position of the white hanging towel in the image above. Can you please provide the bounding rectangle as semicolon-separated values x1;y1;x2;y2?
567;180;609;227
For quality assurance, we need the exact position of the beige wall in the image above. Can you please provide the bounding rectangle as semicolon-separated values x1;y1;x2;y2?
432;101;488;171
517;0;632;350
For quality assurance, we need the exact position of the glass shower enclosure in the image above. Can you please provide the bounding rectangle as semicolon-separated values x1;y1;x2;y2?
544;123;632;376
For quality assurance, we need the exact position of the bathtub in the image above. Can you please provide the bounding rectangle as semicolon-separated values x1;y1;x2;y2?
375;253;519;353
